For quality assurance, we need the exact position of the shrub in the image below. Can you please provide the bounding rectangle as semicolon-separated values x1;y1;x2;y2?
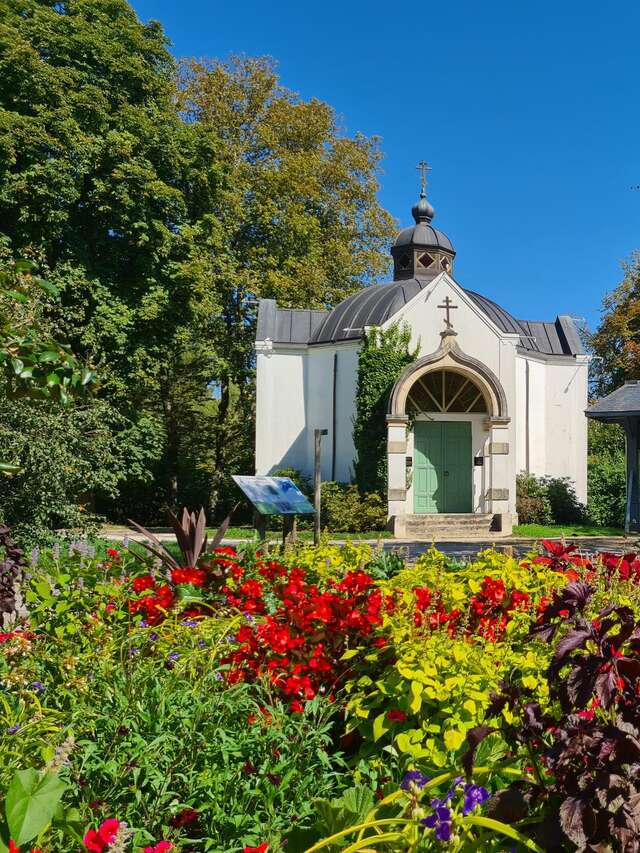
515;473;552;525
541;475;586;524
588;455;626;527
587;420;626;527
321;482;387;532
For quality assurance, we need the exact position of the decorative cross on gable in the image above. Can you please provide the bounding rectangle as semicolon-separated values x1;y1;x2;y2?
437;295;458;330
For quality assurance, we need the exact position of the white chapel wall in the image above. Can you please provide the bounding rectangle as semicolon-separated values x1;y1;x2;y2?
255;347;308;475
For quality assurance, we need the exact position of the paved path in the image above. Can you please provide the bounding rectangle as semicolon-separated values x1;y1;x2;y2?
102;527;636;560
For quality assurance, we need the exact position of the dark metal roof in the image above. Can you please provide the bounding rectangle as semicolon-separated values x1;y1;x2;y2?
256;282;584;356
393;222;454;252
587;381;640;421
256;299;328;345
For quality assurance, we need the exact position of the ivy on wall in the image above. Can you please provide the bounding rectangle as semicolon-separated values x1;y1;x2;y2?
353;324;418;494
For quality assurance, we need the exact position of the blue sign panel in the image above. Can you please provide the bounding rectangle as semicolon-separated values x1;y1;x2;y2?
232;475;315;516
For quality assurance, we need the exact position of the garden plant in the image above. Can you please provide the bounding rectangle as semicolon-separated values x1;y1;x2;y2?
4;526;640;850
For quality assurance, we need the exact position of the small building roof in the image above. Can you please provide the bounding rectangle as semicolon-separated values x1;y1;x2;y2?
256;282;584;357
586;380;640;421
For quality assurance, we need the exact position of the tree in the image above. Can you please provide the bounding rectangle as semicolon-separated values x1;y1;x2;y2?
585;256;639;528
0;6;395;527
0;0;225;522
589;253;640;395
179;56;396;510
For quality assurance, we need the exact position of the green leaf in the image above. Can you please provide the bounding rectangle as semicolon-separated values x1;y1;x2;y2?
5;769;67;845
37;350;63;363
372;711;391;742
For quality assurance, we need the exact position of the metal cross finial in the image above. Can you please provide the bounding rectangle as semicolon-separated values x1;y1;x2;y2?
437;295;458;330
417;160;431;195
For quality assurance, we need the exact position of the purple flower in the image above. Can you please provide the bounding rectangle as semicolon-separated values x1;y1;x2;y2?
215;671;223;680
198;639;206;648
150;632;158;641
181;619;198;627
31;681;45;692
226;635;236;644
243;611;255;624
462;783;490;816
7;725;20;734
444;776;463;802
401;770;430;791
139;620;149;628
421;803;452;842
168;652;179;661
128;647;139;656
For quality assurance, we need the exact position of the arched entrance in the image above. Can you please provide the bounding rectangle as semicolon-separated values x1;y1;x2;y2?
407;369;488;514
385;338;512;537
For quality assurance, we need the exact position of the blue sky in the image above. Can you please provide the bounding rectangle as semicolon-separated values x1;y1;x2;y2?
131;0;640;332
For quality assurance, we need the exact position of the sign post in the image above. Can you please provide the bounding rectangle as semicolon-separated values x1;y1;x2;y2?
314;429;328;546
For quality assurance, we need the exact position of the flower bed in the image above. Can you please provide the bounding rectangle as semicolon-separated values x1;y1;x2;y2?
3;534;640;850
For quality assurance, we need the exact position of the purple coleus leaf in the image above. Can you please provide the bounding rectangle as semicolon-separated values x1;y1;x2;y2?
559;796;596;846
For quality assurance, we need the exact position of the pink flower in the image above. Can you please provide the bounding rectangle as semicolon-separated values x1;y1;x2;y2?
83;818;120;852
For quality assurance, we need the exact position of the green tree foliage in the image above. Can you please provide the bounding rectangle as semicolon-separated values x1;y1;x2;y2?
586;257;637;528
179;55;396;512
589;253;640;395
587;420;626;528
0;7;394;530
353;324;418;495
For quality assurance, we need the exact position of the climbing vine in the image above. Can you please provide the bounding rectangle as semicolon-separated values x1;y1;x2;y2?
353;323;418;494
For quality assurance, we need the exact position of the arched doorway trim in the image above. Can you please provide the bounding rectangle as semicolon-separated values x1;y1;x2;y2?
388;339;509;420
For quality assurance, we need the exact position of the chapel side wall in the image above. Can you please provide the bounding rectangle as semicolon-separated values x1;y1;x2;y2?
543;358;589;503
304;343;360;483
254;347;308;475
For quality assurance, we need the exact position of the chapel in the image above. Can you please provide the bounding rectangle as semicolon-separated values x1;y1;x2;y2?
254;173;588;537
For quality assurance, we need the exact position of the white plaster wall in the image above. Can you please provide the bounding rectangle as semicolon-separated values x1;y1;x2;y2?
544;357;589;503
513;353;588;504
256;342;360;483
254;348;308;475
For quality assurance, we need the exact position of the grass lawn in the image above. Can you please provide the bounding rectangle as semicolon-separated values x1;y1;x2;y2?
513;522;626;538
220;526;393;541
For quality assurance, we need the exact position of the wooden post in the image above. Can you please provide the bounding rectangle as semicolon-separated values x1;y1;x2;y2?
314;429;328;546
282;514;296;547
254;511;267;542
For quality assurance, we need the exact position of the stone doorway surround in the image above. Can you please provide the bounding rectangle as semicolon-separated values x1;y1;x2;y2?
386;329;513;537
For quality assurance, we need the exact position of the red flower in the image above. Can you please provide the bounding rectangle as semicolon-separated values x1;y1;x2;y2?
244;845;268;853
133;575;155;593
290;699;304;713
83;818;120;852
171;567;206;587
143;843;173;853
387;709;407;722
170;807;199;828
106;548;120;558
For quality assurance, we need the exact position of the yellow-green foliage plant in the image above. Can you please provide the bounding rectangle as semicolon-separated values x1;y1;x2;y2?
284;542;373;583
344;548;567;767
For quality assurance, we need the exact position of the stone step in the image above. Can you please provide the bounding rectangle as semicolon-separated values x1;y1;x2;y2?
404;513;496;537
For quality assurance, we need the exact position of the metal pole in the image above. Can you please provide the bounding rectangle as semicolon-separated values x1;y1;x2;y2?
314;429;328;545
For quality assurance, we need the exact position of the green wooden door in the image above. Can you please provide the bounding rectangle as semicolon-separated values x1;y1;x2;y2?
413;421;472;513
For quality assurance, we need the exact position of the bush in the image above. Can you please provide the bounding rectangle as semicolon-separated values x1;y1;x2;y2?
515;473;552;524
587;420;626;528
516;473;586;525
542;475;586;524
321;482;387;532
